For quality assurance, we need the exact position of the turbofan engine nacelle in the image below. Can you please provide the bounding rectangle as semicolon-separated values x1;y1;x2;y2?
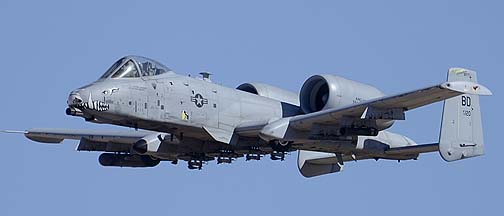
99;153;160;167
131;133;166;155
300;74;393;130
300;74;384;113
237;82;299;106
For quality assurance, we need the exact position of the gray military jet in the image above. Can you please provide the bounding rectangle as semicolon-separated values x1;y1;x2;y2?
5;56;492;177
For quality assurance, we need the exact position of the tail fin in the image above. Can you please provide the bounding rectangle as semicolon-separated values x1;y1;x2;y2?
439;68;490;161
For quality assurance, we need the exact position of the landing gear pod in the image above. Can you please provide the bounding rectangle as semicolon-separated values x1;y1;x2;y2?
297;150;344;178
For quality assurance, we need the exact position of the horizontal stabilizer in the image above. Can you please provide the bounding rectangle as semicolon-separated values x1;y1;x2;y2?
385;143;439;155
290;79;491;132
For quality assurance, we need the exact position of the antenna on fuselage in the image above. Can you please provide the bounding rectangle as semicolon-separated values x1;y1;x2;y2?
199;71;212;82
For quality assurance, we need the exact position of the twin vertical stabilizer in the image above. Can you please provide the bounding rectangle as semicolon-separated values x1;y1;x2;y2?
439;68;489;161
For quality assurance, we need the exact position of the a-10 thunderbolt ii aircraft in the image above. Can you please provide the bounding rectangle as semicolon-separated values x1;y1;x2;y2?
5;56;492;177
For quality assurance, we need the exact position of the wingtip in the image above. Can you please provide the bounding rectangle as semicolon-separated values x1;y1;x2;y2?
441;81;492;96
2;130;27;134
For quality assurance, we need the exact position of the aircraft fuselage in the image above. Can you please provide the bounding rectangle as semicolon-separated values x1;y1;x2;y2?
69;72;287;141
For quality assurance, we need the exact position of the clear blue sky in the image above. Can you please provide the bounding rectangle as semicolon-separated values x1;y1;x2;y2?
1;1;502;215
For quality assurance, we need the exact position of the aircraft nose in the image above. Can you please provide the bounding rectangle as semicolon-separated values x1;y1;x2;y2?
66;91;86;117
67;91;83;107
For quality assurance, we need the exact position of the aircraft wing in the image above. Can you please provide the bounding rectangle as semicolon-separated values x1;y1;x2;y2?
4;128;155;152
289;80;491;131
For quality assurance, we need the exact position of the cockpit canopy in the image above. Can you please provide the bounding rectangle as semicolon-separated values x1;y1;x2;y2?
100;56;173;79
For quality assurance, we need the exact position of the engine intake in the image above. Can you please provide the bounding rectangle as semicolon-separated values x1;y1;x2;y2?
300;75;394;131
300;75;385;113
